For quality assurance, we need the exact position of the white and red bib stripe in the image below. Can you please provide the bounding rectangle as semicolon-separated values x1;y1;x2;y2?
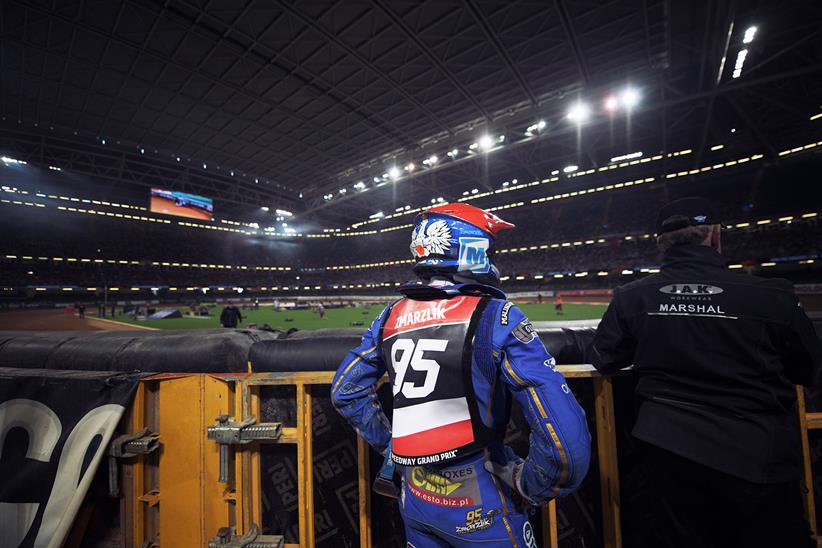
392;397;473;456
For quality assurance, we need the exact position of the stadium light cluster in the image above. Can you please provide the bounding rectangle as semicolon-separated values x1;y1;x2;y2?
1;156;27;165
344;140;761;230
733;26;758;78
327;86;643;202
6;138;822;245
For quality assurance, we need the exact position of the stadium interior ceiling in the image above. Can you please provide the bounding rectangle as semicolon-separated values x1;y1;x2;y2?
1;0;822;300
1;0;821;228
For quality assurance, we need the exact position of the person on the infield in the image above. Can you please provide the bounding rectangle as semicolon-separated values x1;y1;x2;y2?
219;304;243;328
332;203;591;546
554;294;564;316
591;197;822;548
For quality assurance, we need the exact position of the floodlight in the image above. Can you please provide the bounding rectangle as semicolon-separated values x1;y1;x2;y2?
563;165;579;173
732;49;748;78
389;166;401;179
620;88;640;109
566;102;590;123
478;134;494;151
604;96;618;112
743;26;757;44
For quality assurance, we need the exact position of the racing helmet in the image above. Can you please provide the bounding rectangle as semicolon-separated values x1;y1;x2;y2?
410;203;515;285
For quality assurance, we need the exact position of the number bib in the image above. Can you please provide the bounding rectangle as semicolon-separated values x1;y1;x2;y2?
381;295;492;466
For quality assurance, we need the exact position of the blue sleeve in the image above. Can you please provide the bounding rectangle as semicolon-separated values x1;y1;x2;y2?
493;303;592;503
330;306;392;454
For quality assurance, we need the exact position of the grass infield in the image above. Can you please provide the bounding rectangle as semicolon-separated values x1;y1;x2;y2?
108;302;607;331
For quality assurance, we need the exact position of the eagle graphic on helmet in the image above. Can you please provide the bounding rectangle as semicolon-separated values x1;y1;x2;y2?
410;219;452;258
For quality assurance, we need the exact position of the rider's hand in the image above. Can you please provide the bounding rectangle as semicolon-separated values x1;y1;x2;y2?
484;448;536;506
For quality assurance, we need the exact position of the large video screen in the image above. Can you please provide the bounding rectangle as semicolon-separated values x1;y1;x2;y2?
150;188;213;220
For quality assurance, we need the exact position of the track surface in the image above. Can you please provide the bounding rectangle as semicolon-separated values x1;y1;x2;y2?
0;302;607;331
0;309;144;331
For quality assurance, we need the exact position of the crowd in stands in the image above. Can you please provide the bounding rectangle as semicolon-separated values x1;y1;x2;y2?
2;163;821;298
2;217;819;293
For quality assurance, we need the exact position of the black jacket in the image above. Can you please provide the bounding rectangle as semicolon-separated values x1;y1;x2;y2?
592;244;822;483
220;306;243;328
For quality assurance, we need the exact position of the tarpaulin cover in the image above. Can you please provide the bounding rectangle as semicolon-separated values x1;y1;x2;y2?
250;326;598;372
0;329;281;373
0;367;145;548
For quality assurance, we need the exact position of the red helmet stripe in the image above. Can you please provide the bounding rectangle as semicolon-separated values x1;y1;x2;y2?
424;203;515;237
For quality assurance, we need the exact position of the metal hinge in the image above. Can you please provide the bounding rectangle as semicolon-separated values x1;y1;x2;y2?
207;415;282;483
108;428;160;497
208;524;284;548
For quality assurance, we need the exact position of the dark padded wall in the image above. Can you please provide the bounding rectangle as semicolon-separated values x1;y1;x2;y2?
0;328;281;372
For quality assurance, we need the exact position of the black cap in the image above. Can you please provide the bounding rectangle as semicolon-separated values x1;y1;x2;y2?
655;197;720;235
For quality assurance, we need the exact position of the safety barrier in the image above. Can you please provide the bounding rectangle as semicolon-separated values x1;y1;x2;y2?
1;325;819;547
113;366;619;548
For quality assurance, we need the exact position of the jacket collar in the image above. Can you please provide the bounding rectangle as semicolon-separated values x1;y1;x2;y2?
398;278;506;300
662;244;727;269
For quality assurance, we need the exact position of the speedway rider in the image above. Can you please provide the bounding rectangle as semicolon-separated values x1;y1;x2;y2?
331;203;591;546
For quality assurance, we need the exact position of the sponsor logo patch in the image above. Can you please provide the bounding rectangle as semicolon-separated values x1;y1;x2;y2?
512;319;536;343
659;283;723;295
500;302;513;325
455;507;500;535
406;464;481;507
407;484;474;507
411;466;462;496
458;237;491;273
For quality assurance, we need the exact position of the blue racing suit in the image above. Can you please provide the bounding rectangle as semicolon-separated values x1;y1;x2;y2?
331;283;591;547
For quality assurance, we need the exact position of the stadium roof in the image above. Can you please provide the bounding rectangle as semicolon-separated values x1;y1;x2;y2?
1;0;821;227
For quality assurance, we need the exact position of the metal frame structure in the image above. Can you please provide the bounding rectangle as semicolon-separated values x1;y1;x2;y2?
5;1;820;226
107;370;822;547
118;365;624;548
